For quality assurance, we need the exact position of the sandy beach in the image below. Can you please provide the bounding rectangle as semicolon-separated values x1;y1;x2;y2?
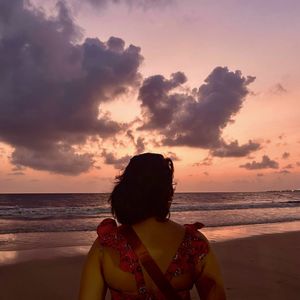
1;231;300;300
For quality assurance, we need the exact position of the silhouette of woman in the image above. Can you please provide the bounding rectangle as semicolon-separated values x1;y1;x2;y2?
79;153;226;299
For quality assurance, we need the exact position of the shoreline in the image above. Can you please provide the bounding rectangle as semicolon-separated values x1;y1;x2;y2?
0;231;299;299
1;220;300;261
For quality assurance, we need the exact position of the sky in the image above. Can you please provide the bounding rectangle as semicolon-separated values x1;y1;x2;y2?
0;0;300;193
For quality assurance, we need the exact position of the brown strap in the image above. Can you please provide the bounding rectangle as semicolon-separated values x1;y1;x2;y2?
120;225;181;300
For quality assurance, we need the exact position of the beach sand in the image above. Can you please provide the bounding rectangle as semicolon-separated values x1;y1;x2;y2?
1;231;299;300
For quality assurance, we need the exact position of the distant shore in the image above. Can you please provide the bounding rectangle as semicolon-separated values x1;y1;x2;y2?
1;231;300;300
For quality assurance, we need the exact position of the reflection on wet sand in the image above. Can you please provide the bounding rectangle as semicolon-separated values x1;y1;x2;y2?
202;220;300;242
0;250;17;264
1;220;300;266
0;246;90;266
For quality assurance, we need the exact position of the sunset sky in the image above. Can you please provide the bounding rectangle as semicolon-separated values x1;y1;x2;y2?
0;0;300;193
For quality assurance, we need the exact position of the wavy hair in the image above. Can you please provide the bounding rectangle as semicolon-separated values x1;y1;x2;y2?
109;153;174;225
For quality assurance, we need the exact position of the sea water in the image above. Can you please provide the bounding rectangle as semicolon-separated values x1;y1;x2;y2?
0;192;300;256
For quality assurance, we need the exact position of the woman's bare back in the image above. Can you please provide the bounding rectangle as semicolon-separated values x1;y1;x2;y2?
101;218;193;294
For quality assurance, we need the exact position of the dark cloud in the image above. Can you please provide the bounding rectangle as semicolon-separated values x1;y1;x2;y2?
126;129;136;141
211;140;261;157
135;137;146;153
138;67;258;155
11;145;94;175
257;173;264;177
101;149;130;169
0;0;142;174
138;71;187;131
282;152;290;159
126;130;146;154
126;130;135;143
296;162;300;167
240;155;279;170
283;164;293;169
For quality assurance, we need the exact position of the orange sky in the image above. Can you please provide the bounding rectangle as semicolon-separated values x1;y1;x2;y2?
0;0;299;192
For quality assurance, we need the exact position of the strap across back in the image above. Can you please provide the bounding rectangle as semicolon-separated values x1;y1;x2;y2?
119;225;182;300
97;218;209;299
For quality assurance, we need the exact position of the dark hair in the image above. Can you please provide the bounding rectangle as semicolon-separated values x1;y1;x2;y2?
109;153;174;225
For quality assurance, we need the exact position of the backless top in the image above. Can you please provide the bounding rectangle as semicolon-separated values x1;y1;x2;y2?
97;218;209;300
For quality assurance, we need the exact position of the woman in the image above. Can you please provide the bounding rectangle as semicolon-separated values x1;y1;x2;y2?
79;153;226;299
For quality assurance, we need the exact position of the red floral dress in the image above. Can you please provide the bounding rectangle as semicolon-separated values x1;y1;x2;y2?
97;218;209;300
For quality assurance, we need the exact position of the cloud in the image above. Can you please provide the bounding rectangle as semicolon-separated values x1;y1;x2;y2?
11;165;26;172
0;1;262;175
138;71;187;131
8;171;25;176
282;152;290;159
211;140;261;157
135;137;146;153
126;130;146;154
277;170;290;175
257;173;264;177
126;130;135;143
165;151;180;161
85;0;175;9
240;155;279;170
0;0;142;174
138;67;257;155
296;162;300;167
11;145;94;175
193;156;213;167
270;83;287;95
283;164;293;169
101;149;130;169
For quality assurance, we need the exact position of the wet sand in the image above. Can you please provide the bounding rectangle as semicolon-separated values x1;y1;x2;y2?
0;231;300;300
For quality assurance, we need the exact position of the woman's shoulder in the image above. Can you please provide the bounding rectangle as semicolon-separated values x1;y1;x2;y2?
164;221;209;277
181;221;210;257
184;222;208;240
168;219;209;250
97;218;118;233
96;218;120;248
184;221;205;230
96;218;140;274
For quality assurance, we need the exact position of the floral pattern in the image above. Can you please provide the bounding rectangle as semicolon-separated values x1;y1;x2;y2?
97;218;208;300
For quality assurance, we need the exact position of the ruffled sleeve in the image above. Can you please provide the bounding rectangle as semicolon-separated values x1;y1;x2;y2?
165;222;209;281
184;222;204;231
96;218;141;275
97;218;119;248
184;222;208;260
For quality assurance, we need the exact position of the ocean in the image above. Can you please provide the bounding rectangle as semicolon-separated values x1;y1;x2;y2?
1;192;300;259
